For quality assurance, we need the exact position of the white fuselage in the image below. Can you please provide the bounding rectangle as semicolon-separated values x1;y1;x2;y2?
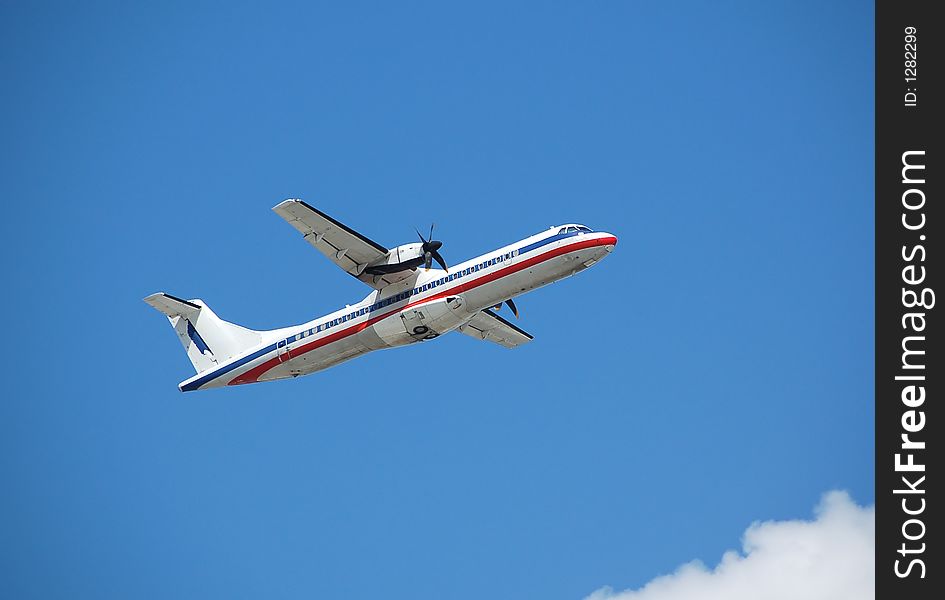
180;227;616;391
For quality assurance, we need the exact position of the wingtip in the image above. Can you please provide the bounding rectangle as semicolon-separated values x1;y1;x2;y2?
272;198;300;211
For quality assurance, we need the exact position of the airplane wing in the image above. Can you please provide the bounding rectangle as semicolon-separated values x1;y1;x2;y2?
457;309;534;349
273;199;404;289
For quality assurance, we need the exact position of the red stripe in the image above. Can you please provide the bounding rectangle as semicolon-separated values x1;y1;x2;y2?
229;235;616;386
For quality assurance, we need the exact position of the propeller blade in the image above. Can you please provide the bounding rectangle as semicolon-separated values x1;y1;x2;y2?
491;300;520;318
417;223;446;271
431;250;449;272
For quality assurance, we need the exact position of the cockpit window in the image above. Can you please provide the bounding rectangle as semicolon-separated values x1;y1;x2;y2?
558;225;593;234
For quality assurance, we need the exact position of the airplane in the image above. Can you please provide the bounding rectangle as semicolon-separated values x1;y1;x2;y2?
145;199;617;391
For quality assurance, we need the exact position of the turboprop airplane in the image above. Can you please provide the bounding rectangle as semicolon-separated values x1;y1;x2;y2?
145;199;617;391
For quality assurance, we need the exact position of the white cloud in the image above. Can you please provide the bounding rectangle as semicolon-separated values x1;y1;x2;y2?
586;491;874;600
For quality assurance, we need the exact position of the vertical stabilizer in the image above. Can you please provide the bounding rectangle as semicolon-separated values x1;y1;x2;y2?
144;292;262;374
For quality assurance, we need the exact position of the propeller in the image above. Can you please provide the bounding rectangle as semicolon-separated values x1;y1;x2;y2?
492;298;520;319
417;223;449;272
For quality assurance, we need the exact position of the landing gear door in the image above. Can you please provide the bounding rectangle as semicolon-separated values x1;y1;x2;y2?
401;309;437;340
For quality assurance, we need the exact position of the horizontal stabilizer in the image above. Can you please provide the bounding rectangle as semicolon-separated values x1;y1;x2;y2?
144;292;202;318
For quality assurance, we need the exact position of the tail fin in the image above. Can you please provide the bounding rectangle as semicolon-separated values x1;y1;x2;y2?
144;292;262;374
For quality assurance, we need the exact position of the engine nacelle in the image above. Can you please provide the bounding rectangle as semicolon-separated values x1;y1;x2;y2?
363;243;425;275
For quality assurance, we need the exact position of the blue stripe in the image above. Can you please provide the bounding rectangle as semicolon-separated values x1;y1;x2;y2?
518;231;579;255
181;342;278;391
186;320;212;355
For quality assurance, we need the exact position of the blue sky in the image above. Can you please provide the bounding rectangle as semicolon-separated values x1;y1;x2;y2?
1;2;873;599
